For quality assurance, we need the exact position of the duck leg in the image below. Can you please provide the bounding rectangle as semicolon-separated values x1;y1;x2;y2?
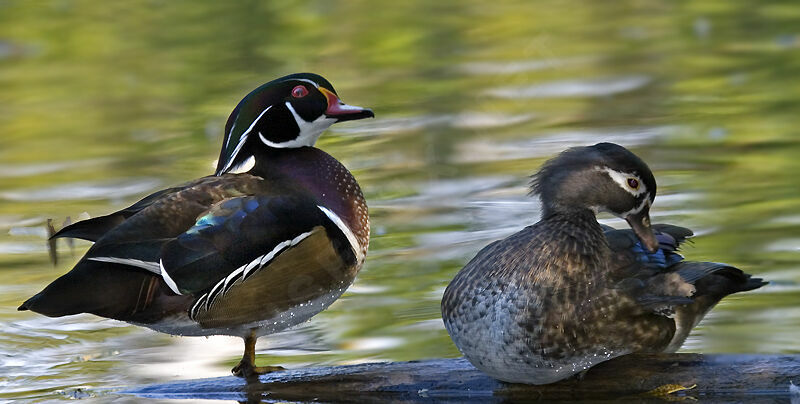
231;329;285;379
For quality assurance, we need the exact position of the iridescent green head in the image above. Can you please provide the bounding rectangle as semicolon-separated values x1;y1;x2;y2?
215;73;374;175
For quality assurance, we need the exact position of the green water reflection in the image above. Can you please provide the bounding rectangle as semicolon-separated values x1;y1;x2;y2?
1;0;799;401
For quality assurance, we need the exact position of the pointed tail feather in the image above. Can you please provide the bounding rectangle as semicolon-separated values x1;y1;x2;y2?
19;260;177;321
741;274;767;292
50;214;127;242
674;261;766;297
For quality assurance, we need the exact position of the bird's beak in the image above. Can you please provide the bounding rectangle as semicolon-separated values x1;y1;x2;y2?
319;87;374;122
625;204;659;253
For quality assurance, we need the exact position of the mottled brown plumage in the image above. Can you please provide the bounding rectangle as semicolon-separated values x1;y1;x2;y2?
441;143;765;384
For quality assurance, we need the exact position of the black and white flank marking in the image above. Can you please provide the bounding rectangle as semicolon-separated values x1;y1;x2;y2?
188;229;315;320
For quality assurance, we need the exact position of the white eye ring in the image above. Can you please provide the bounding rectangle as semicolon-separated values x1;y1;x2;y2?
595;166;647;197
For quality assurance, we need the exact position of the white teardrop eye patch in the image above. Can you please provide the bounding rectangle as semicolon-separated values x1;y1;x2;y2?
595;166;647;197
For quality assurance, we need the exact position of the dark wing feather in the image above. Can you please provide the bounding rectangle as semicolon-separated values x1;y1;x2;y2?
50;214;128;242
675;261;766;295
20;174;272;318
606;223;701;311
605;223;690;280
50;182;203;241
606;223;765;318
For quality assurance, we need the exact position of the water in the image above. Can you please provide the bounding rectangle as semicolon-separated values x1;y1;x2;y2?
1;0;799;401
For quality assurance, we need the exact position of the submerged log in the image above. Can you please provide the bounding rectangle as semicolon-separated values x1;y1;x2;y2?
125;353;800;403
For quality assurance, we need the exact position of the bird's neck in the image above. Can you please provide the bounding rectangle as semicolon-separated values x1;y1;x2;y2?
541;205;599;228
538;207;609;277
248;146;370;259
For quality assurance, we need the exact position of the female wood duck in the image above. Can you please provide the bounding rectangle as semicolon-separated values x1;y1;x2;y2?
19;73;374;379
441;142;765;385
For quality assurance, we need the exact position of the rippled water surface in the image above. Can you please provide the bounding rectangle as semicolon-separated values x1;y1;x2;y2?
2;1;799;401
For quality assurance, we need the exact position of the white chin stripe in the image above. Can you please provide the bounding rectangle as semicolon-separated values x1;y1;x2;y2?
219;105;272;174
317;205;363;262
595;166;648;197
258;102;334;148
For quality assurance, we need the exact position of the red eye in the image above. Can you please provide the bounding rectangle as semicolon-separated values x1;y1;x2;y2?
627;178;639;189
291;85;308;98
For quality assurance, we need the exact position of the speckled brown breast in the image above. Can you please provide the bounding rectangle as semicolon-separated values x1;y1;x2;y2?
259;146;369;260
441;211;675;384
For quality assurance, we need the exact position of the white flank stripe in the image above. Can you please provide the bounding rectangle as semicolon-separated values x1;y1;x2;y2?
159;260;183;295
208;278;224;300
290;230;314;245
253;230;314;274
317;205;363;261
223;265;246;291
219;105;272;174
222;258;257;291
88;257;161;274
243;255;264;276
202;229;317;310
190;294;206;319
259;247;279;266
245;257;262;273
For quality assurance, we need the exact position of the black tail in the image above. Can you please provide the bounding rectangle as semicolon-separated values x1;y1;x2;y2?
675;261;766;298
19;260;168;320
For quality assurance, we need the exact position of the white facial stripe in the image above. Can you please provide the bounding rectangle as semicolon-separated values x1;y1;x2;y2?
190;295;207;319
223;121;236;151
318;205;363;262
88;257;161;274
596;166;647;197
219;105;272;174
258;102;335;148
159;260;182;295
278;77;319;88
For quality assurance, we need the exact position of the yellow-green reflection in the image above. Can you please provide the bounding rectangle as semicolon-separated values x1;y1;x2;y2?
1;0;799;400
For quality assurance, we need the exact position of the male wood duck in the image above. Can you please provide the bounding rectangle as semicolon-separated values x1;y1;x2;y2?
19;73;374;379
441;142;765;385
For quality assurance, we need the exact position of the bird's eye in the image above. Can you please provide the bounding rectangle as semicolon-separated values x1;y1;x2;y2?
291;85;308;98
627;178;639;189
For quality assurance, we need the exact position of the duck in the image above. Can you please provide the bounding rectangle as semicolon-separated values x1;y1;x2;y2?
441;142;765;385
19;73;375;379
